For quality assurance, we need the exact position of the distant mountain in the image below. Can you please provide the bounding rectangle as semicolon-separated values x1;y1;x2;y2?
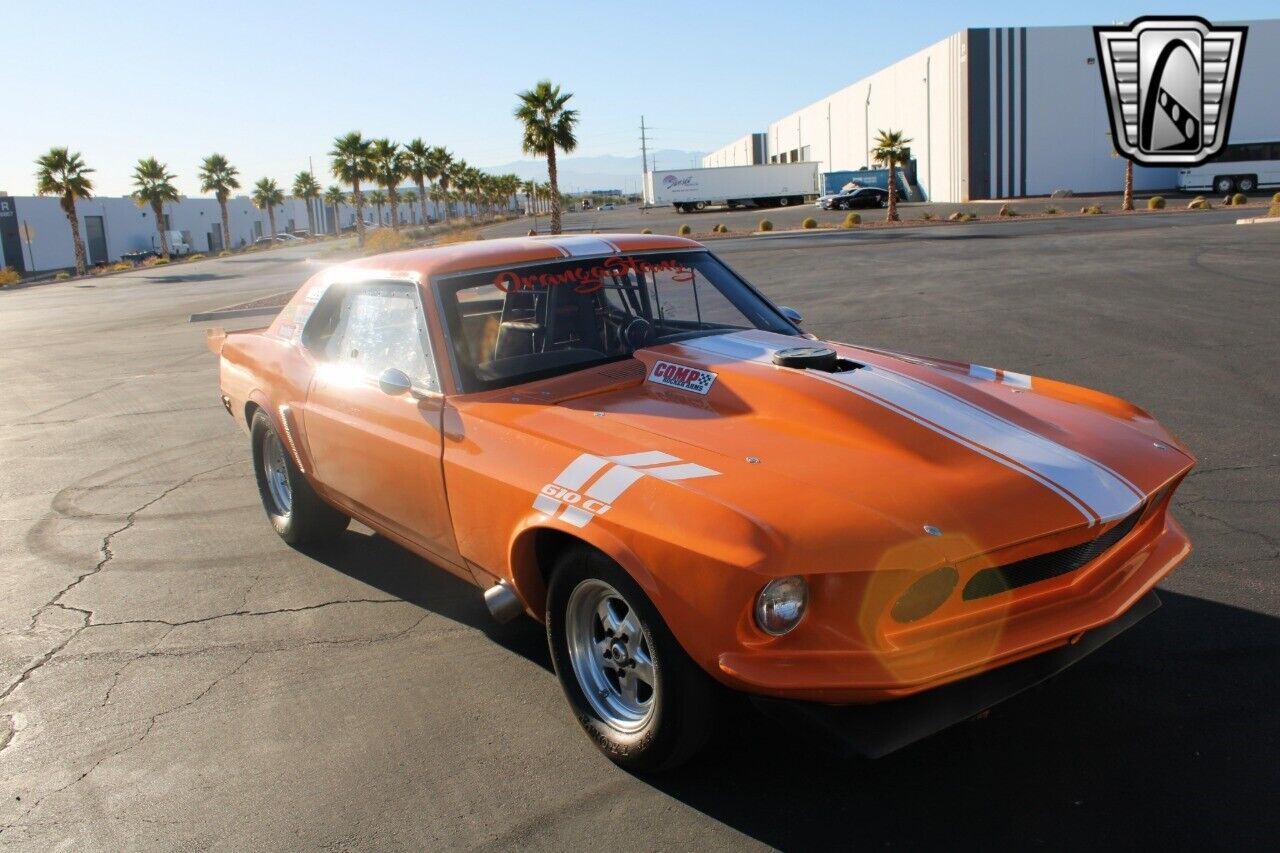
482;149;707;194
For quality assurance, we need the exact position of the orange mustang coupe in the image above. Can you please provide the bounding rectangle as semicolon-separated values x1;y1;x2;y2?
213;234;1194;770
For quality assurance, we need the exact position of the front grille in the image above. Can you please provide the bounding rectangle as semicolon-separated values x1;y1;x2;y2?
961;507;1144;601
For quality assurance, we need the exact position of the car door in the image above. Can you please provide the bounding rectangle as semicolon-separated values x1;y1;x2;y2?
299;278;460;566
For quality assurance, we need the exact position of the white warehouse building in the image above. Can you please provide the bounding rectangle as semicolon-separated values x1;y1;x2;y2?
0;192;453;275
703;19;1280;202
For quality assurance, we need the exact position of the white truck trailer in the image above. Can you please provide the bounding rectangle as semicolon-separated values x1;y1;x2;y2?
644;162;820;212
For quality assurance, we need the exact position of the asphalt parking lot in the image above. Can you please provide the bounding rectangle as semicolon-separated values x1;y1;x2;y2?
1;215;1277;850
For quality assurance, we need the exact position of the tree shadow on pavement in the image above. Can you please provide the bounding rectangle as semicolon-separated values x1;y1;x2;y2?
645;590;1279;850
300;529;551;673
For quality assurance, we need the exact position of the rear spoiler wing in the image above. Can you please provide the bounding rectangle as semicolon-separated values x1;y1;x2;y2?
206;327;226;354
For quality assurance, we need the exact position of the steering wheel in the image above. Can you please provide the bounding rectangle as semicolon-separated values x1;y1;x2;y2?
623;317;653;350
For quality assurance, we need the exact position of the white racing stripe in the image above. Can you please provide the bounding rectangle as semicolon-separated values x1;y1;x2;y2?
548;235;620;257
687;333;1144;526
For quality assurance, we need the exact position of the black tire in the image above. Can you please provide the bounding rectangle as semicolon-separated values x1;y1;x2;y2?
836;201;848;210
546;545;717;772
1238;175;1256;192
1214;175;1235;193
250;409;349;546
694;201;707;211
777;196;791;207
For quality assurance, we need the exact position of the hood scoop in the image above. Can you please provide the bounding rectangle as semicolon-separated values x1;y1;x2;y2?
772;345;862;374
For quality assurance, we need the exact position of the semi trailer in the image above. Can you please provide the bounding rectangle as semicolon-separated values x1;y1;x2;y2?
644;163;820;212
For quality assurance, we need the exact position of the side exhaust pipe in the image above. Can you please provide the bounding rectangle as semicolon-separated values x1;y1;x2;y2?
484;581;524;624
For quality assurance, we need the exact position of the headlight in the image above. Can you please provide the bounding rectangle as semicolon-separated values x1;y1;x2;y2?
755;576;808;636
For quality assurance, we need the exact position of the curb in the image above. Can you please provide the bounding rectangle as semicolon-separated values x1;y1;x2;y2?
1235;216;1280;225
188;305;282;323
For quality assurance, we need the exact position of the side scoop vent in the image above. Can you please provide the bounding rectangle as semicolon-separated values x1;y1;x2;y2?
771;346;862;373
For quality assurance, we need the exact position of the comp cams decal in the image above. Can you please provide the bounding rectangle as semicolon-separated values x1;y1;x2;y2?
533;451;720;528
648;360;717;395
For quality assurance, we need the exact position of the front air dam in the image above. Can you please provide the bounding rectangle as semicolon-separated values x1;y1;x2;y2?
751;591;1162;758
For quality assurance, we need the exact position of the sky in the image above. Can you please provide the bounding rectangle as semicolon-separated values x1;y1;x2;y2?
4;0;1276;197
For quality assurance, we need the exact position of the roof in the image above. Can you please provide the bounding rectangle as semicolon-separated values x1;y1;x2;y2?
339;233;704;280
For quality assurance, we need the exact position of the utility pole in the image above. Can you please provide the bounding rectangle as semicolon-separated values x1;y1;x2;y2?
640;115;650;210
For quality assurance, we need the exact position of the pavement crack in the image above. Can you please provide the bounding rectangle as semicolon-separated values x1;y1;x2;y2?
89;597;405;630
3;463;234;705
0;652;255;836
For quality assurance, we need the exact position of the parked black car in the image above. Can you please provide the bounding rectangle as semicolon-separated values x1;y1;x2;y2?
822;187;890;210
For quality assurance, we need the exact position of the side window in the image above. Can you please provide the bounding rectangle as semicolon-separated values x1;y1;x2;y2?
303;281;440;392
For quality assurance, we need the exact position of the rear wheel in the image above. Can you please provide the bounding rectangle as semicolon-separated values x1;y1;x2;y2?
1237;175;1256;192
777;196;791;207
694;200;707;211
836;200;849;210
251;409;349;545
1214;175;1236;193
546;545;716;772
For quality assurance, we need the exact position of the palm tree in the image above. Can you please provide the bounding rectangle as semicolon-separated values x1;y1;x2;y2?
34;147;94;276
403;138;432;226
366;189;387;225
514;79;579;234
323;185;346;235
1122;159;1135;211
292;171;321;236
329;131;373;245
429;147;455;223
401;190;419;224
521;179;536;218
871;129;912;222
131;157;180;259
252;178;285;241
369;138;405;231
197;153;240;253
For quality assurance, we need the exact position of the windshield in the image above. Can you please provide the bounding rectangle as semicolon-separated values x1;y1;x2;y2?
438;249;798;392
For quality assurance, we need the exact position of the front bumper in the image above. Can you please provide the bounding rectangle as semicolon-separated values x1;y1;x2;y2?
717;513;1190;703
752;590;1161;758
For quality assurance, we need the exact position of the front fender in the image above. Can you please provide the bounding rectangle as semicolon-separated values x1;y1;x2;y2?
506;513;660;622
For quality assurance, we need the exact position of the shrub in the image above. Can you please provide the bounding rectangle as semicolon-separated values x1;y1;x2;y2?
55;271;71;280
1147;196;1166;210
218;250;231;257
758;219;773;232
712;223;728;233
1273;191;1280;204
1081;205;1103;215
801;217;818;229
1231;193;1248;206
363;228;407;254
1187;197;1212;210
998;204;1016;217
436;229;477;245
0;267;22;286
111;261;133;272
1269;203;1280;219
842;212;861;228
962;213;978;221
1044;206;1061;215
677;223;692;236
186;253;206;262
921;211;935;221
152;257;170;265
947;211;963;222
640;228;653;234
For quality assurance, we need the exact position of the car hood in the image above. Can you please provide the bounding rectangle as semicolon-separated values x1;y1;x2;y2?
513;329;1193;572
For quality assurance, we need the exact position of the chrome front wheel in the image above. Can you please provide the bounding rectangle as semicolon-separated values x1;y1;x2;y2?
565;579;657;733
